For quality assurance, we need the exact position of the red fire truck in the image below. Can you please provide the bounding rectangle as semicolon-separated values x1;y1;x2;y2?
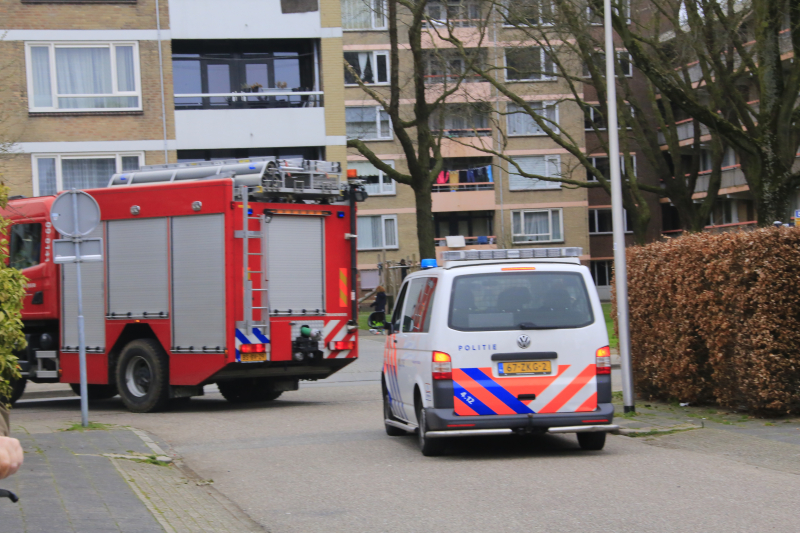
3;157;365;412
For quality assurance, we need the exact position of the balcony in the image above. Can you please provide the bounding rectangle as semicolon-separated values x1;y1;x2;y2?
657;118;709;146
693;165;748;195
432;182;496;212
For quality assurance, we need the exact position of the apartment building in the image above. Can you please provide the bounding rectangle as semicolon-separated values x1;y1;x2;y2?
342;0;661;299
0;0;346;197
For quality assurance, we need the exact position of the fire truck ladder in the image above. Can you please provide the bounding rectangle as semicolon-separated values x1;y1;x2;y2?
237;185;269;346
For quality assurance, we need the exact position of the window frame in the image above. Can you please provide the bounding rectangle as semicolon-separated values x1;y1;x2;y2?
584;103;634;131
508;154;562;191
32;152;144;196
9;223;42;271
345;105;393;141
511;208;564;243
344;50;390;86
356;214;399;251
585;155;636;182
506;101;559;136
590;260;612;287
25;41;142;113
350;159;396;196
504;46;556;82
583;50;633;78
425;0;482;28
342;0;388;31
587;0;631;25
502;0;555;27
588;208;633;234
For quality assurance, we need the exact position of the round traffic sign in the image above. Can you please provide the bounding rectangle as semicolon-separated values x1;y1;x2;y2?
50;190;101;237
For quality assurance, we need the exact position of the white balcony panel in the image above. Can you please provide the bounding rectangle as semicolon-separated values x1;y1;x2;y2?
169;0;332;40
175;108;327;150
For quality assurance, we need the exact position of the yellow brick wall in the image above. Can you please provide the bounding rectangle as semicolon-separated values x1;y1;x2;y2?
319;0;342;28
0;0;169;30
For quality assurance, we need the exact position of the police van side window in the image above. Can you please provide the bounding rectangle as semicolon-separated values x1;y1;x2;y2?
9;223;42;270
404;277;437;333
391;282;408;333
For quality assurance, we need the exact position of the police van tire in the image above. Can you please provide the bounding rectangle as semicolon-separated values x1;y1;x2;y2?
382;378;405;437
416;400;445;457
577;431;607;451
8;377;26;406
69;383;118;400
218;378;282;403
116;339;170;413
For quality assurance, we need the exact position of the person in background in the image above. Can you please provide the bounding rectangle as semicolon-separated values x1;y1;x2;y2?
0;405;23;480
399;259;409;281
369;286;387;328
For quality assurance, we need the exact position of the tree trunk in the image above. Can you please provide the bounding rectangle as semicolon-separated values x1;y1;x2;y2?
413;182;436;260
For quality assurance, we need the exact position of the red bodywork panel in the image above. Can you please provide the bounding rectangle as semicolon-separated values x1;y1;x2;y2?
2;178;357;386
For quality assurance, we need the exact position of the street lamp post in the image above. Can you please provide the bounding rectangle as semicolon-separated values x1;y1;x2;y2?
603;0;635;413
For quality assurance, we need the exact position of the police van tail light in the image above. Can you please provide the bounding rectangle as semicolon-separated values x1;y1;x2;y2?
432;351;452;380
596;346;611;375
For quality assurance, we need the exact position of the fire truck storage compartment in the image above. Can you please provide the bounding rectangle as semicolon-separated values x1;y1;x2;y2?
61;226;105;351
266;215;325;313
107;218;169;317
171;214;226;351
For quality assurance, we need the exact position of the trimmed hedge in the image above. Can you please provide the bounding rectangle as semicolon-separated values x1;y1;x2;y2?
616;227;800;414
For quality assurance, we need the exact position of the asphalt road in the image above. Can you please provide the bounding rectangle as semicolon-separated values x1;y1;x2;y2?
13;336;800;533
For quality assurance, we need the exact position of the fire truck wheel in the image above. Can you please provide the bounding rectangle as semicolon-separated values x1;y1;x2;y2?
7;378;26;406
217;378;282;403
116;339;170;413
69;383;118;400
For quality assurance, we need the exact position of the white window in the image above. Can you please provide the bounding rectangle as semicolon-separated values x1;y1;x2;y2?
425;0;482;27
346;106;393;140
357;215;398;250
512;209;563;243
345;51;389;85
587;0;631;24
349;160;396;196
507;101;558;136
424;50;485;84
505;47;556;81
585;155;635;182
33;153;143;196
583;51;632;78
502;0;555;26
26;42;141;112
589;208;633;234
342;0;387;30
508;155;561;190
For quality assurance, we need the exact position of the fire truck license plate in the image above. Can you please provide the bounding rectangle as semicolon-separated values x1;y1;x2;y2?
498;361;551;375
240;353;267;362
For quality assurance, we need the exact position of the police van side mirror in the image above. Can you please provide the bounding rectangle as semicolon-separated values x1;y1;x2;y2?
384;322;394;334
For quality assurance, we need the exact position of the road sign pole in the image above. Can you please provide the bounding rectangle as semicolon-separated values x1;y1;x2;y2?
71;190;89;428
604;0;635;413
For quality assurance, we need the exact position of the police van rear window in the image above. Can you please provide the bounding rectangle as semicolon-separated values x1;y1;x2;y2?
448;272;594;331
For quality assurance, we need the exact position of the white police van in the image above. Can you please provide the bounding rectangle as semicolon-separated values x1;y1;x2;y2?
381;247;618;456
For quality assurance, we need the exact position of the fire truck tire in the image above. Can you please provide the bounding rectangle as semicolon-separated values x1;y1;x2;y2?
7;378;26;406
116;339;170;413
69;383;118;400
217;378;282;403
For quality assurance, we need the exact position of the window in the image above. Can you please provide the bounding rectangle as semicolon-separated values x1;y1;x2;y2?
402;278;438;333
448;271;593;331
583;51;632;77
584;104;634;131
357;215;398;250
345;51;389;85
502;0;555;26
9;224;42;270
512;209;563;243
585;155;635;182
349;160;396;195
342;0;387;30
508;155;561;190
424;50;484;84
507;101;558;136
590;260;612;287
587;0;631;24
589;208;633;233
426;0;481;27
430;103;492;137
346;106;392;140
391;281;408;331
33;153;142;196
505;47;556;81
26;42;140;112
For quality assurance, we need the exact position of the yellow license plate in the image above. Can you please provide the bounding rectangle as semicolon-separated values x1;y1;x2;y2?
240;352;267;362
498;361;551;375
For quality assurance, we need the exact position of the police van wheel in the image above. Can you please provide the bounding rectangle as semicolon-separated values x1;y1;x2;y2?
416;402;445;457
382;379;405;437
577;431;607;451
69;383;118;400
116;339;170;413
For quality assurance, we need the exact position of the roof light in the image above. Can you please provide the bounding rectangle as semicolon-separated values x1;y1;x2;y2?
596;346;611;375
441;247;583;262
421;258;437;269
432;351;452;380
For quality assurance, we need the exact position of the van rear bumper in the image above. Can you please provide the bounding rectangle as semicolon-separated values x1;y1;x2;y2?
425;402;616;433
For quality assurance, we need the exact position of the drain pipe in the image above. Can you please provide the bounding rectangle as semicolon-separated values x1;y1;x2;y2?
155;0;169;163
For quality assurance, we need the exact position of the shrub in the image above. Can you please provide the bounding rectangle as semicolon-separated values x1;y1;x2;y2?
616;227;800;414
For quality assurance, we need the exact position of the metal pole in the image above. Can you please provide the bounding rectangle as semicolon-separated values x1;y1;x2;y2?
349;183;358;322
603;0;635;413
71;190;89;427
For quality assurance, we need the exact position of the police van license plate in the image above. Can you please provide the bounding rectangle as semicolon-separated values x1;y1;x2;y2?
240;353;267;362
498;361;551;375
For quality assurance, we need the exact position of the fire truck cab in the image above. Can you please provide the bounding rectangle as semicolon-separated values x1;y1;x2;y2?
3;157;364;412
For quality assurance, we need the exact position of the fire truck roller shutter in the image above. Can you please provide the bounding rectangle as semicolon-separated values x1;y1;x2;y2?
107;218;169;317
171;214;226;350
266;216;325;313
62;226;105;351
